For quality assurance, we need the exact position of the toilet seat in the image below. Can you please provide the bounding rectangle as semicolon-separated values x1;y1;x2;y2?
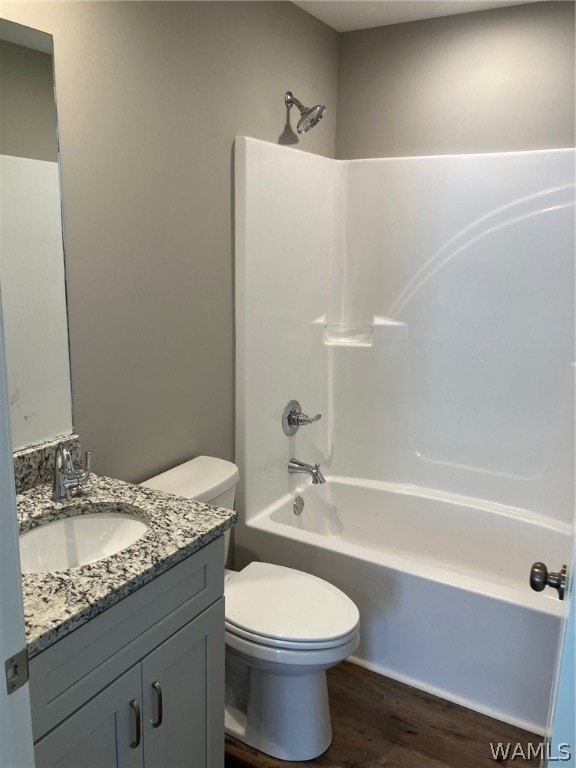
225;623;360;670
225;620;359;651
224;562;360;648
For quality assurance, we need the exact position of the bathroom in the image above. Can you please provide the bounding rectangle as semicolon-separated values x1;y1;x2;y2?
0;0;574;766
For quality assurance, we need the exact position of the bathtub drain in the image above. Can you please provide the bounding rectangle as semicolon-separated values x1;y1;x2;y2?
293;496;304;516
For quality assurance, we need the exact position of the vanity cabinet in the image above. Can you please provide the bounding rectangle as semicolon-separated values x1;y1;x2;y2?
29;538;225;768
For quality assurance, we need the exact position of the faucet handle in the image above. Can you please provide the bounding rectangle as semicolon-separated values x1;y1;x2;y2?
293;412;322;426
80;451;92;480
282;400;322;436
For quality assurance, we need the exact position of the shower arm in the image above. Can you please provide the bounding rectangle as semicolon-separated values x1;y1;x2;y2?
285;91;305;114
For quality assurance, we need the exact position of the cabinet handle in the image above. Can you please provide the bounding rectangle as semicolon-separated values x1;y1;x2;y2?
129;699;141;748
151;680;163;728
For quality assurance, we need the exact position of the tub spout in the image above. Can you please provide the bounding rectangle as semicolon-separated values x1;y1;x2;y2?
288;458;326;485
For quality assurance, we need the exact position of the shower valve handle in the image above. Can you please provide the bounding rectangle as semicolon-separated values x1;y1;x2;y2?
291;412;322;426
282;400;322;436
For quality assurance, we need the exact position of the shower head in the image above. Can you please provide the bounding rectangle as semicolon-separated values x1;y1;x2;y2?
285;91;326;133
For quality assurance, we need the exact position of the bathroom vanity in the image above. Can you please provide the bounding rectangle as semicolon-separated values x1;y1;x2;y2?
16;453;236;768
30;541;224;768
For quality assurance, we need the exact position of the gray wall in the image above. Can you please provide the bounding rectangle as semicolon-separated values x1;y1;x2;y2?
0;40;57;161
0;2;338;482
1;1;574;483
337;2;575;158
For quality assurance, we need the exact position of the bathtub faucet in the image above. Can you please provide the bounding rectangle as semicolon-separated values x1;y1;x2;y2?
288;458;326;485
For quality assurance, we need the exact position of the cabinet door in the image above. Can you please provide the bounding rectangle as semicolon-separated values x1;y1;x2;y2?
141;598;224;768
34;665;144;768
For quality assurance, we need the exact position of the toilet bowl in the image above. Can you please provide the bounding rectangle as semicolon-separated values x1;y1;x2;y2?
141;456;360;761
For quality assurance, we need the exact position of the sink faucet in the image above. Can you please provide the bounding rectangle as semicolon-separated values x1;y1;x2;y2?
53;443;92;501
288;458;326;485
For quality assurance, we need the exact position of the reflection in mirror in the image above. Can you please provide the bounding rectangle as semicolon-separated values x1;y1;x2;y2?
0;19;73;450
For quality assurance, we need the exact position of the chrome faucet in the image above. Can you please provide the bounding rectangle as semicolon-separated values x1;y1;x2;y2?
288;458;326;485
53;443;92;501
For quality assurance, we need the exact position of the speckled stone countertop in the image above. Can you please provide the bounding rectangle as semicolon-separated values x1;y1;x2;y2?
18;474;236;658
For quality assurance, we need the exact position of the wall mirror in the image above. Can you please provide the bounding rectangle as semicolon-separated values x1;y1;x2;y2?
0;18;73;451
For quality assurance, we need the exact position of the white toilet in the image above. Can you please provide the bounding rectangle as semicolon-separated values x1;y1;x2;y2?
141;456;360;761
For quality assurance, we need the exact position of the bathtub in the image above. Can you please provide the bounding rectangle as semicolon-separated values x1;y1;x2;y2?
241;477;571;734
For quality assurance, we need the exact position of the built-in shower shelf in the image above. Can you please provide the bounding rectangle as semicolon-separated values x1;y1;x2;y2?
324;323;373;346
318;316;405;347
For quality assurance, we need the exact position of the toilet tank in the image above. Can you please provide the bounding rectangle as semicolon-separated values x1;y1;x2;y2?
141;456;239;564
141;456;239;509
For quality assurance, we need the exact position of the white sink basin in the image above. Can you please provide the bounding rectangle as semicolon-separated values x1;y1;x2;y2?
20;504;149;574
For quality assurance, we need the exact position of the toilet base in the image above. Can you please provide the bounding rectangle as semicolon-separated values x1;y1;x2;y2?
225;649;332;761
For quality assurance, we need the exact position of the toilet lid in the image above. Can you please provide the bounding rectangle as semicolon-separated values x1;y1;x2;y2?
225;562;359;644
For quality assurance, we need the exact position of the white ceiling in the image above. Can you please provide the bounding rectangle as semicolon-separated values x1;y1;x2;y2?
292;0;557;32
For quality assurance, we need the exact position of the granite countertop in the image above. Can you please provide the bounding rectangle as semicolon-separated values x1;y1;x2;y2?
18;474;236;658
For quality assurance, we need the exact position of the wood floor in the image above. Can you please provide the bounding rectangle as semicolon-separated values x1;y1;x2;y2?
225;662;540;768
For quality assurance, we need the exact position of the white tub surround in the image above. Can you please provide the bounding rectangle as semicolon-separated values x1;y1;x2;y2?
234;138;575;733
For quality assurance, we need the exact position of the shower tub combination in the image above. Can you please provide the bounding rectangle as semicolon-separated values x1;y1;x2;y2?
245;477;570;733
235;139;575;735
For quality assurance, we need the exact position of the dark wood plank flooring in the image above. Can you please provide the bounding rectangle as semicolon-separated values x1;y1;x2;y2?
225;662;540;767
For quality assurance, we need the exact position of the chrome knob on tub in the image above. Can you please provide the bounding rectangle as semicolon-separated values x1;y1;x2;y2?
282;400;322;436
529;562;568;601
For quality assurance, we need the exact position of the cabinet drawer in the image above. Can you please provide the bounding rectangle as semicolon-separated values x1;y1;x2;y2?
30;537;224;740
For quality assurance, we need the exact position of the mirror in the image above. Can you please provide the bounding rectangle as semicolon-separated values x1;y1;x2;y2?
0;19;73;451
